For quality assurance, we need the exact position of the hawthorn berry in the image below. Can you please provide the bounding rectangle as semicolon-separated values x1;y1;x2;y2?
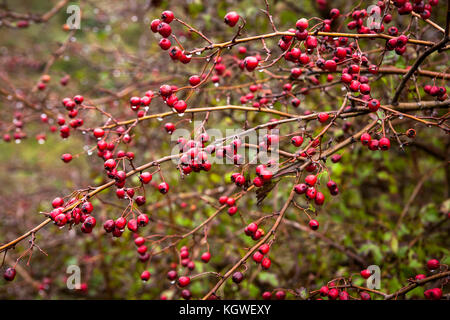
232;272;244;284
158;182;170;194
261;258;271;270
244;56;259;71
424;288;442;300
178;276;190;287
161;10;174;23
140;172;153;184
224;11;240;27
140;270;151;281
360;133;372;146
309;219;319;230
275;291;286;300
3;267;16;281
201;252;211;263
379;137;390;151
181;289;192;300
427;259;440;270
360;269;371;279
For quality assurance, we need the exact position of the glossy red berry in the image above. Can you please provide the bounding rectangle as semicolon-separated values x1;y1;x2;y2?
157;22;172;38
309;219;319;230
361;133;372;146
158;182;169;194
252;251;264;263
361;269;371;279
427;259;440;270
141;270;151;281
244;56;259;71
140;172;153;184
261;258;271;270
178;276;190;287
379;137;390;151
161;10;174;23
224;11;240;27
296;18;308;31
232;271;244;283
201;252;211;263
3;267;16;281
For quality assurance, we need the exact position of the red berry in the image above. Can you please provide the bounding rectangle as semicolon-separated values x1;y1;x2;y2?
275;290;286;300
328;288;339;300
379;137;390;151
189;75;201;86
224;11;240;27
361;133;372;146
157;22;172;38
161;10;174;23
3;267;16;281
232;271;244;283
296;18;308;30
140;270;151;281
178;276;190;287
361;269;371;279
309;219;319;230
201;252;211;263
140;172;153;184
150;19;161;32
159;38;171;50
261;258;271;269
252;251;264;263
158;182;170;194
244;56;259;71
305;174;317;186
427;259;440;270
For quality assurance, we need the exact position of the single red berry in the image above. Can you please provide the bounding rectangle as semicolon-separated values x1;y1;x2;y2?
379;137;391;151
127;219;138;232
61;153;73;163
296;18;308;31
427;259;440;270
181;289;192;300
360;292;371;300
368;99;380;112
161;10;174;23
224;11;240;27
361;269;372;279
424;288;442;300
305;175;317;186
178;276;190;287
361;133;372;146
252;251;264;263
328;288;339;300
261;258;271;269
201;252;211;263
309;219;319;230
140;270;151;281
275;290;286;300
157;22;172;38
158;182;170;194
137;214;149;227
3;267;16;281
159;38;171;50
150;19;161;32
140;172;153;184
189;75;201;86
244;56;259;71
232;271;244;284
